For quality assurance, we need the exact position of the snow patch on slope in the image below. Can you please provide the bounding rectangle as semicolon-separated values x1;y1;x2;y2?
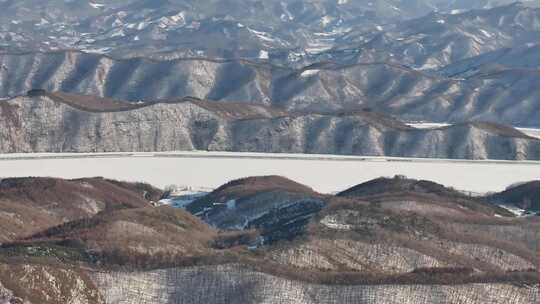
159;186;211;208
300;69;320;77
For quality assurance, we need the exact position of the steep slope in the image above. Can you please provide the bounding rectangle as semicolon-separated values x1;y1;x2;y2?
3;52;540;126
0;180;215;304
182;175;540;276
0;176;161;243
255;176;536;275
269;199;540;273
0;52;284;102
1;92;539;160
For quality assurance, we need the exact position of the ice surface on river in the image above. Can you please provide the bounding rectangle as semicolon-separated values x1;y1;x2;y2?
0;152;539;194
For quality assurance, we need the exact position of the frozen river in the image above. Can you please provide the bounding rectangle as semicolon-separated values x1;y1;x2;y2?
0;152;539;194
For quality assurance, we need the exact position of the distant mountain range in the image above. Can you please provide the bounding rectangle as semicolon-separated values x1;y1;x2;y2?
332;3;540;69
2;51;540;126
1;1;538;61
1;2;540;154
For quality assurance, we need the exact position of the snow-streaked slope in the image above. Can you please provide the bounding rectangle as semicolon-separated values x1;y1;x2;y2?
2;54;540;126
1;93;540;160
1;1;539;65
333;3;540;70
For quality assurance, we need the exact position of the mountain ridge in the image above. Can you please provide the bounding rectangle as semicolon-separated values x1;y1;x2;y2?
3;49;540;126
1;91;539;160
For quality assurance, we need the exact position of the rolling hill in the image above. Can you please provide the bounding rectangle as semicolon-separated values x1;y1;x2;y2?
0;175;539;303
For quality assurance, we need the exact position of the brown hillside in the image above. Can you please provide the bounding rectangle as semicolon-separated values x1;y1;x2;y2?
0;177;161;243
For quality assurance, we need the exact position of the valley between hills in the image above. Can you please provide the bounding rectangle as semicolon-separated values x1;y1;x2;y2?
0;175;539;303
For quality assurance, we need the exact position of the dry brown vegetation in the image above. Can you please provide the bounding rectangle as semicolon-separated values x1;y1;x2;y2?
338;176;467;197
23;206;217;259
338;176;513;216
265;179;540;280
188;175;323;214
45;91;147;112
0;177;161;242
190;99;288;120
0;262;102;304
212;230;260;249
16;90;533;145
1;175;540;290
0;177;161;209
40;90;288;121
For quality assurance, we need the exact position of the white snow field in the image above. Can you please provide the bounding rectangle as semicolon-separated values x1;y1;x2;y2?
0;151;539;194
408;122;540;139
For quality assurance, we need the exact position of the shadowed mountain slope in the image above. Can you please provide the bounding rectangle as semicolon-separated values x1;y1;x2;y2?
187;176;326;243
2;49;540;126
3;0;538;62
488;181;540;212
1;91;539;160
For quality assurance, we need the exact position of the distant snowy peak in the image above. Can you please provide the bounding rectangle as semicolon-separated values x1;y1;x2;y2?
1;0;539;65
332;3;540;70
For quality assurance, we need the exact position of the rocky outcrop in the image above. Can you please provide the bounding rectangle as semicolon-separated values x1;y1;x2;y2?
1;94;539;160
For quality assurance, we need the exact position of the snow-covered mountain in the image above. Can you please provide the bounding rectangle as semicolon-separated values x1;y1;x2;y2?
1;91;539;160
1;3;540;139
3;52;540;127
1;1;539;64
320;3;540;70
